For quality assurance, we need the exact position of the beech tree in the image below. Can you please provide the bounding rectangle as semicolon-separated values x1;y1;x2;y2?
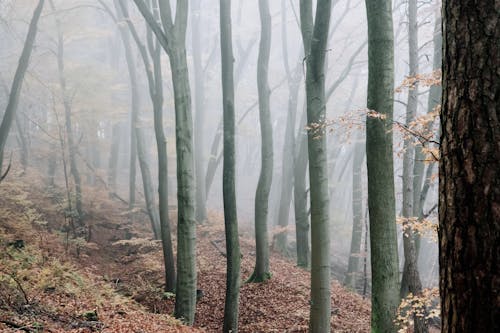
440;0;499;331
399;0;426;332
299;0;333;331
248;0;273;283
364;0;400;332
219;1;241;330
132;0;197;324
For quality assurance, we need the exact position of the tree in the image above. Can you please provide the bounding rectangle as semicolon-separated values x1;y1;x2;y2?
299;0;332;331
364;0;400;332
50;0;83;222
274;0;303;255
111;0;177;291
132;0;197;324
192;0;207;224
399;0;426;332
248;0;273;283
344;133;364;290
0;0;44;181
440;0;499;331
219;1;241;330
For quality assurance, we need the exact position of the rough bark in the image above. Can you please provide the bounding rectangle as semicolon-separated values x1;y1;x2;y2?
440;0;499;331
300;0;332;331
248;0;273;283
0;0;44;179
364;0;400;331
220;1;241;330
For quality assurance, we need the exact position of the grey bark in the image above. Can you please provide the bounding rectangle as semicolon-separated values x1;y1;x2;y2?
131;0;197;324
274;0;303;255
294;109;310;268
220;1;241;330
248;0;273;283
364;0;400;331
300;0;333;331
192;0;207;223
344;135;364;290
116;0;176;291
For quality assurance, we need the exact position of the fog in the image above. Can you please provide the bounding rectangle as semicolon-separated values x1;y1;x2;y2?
0;0;440;293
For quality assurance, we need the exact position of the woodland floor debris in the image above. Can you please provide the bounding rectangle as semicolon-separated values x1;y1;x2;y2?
0;174;370;332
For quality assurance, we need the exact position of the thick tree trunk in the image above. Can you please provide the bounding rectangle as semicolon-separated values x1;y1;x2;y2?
220;1;241;330
440;0;499;331
364;0;400;332
248;0;273;283
300;0;332;331
131;0;197;323
170;49;197;325
0;0;44;179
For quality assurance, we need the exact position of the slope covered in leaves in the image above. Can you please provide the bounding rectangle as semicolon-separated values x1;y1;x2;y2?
0;174;370;332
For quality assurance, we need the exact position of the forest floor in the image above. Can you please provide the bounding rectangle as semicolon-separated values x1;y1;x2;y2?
0;173;371;332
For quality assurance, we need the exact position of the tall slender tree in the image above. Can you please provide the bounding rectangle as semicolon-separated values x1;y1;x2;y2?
0;0;44;180
399;1;426;332
274;0;303;255
132;0;197;324
248;0;273;283
364;0;400;331
299;0;332;331
113;0;175;290
192;0;207;224
219;1;241;330
440;0;499;331
50;0;83;222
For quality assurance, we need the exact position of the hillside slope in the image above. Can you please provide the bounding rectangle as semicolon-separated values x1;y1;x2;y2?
0;175;370;332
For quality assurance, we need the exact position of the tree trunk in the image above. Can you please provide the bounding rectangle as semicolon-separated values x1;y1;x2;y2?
192;0;207;224
440;0;499;331
135;126;161;238
108;122;121;193
170;48;197;325
131;0;197;323
300;0;333;331
344;135;364;290
51;0;83;221
220;1;241;330
364;0;400;332
294;109;310;268
399;1;427;332
0;0;44;179
248;0;273;283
